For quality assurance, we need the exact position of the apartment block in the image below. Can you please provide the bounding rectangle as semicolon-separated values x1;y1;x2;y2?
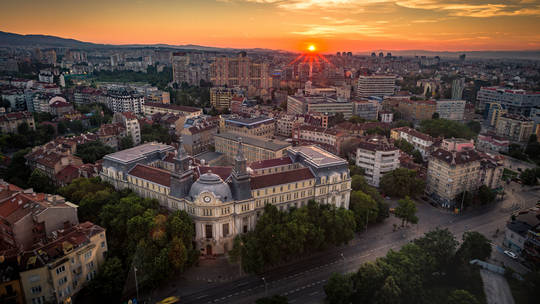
220;116;275;138
142;102;202;118
397;99;436;121
113;112;141;146
436;99;465;121
495;113;535;142
356;75;396;98
354;137;400;187
390;127;436;159
0;112;35;134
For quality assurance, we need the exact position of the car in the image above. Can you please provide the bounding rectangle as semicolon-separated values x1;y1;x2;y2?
504;250;518;259
156;296;180;304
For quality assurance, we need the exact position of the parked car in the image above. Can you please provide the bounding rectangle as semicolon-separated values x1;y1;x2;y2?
504;250;518;259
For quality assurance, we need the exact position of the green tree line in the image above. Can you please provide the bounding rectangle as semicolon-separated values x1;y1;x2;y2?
324;229;492;304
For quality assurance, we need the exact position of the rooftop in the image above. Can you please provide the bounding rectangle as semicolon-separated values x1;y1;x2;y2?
288;145;346;167
251;167;314;189
103;142;174;164
215;132;291;151
225;116;274;126
144;102;201;113
128;164;171;187
249;157;293;170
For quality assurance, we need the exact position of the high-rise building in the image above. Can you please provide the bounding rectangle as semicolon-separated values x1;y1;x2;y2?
210;87;235;110
451;78;465;100
172;52;190;85
106;87;145;114
210;52;270;90
356;75;396;98
477;87;540;116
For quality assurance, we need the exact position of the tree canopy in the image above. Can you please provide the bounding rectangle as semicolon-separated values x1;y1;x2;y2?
229;201;355;273
324;228;488;304
379;168;425;198
75;141;114;163
419;119;477;139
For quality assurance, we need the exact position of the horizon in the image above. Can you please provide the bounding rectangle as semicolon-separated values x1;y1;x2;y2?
1;0;540;53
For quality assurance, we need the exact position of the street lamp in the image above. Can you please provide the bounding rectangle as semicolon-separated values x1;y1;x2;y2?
262;277;268;296
134;266;139;302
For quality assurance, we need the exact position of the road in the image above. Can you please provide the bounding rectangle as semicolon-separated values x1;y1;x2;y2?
157;183;539;304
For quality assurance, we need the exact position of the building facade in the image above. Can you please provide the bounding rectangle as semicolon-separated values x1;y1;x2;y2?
356;75;396;98
0;112;35;134
390;127;436;159
106;88;145;114
210;52;270;90
100;143;351;255
220;116;275;138
436;99;465;121
214;132;291;164
495;113;535;142
354;137;400;187
142;102;202;118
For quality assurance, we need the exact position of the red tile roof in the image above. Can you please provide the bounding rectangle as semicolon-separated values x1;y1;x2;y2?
128;164;171;187
145;102;201;113
249;157;292;170
250;167;314;189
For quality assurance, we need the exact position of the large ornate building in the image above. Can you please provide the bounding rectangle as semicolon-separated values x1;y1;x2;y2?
100;142;351;255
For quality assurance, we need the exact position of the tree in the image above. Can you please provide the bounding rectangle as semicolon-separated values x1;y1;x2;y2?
380;168;425;198
350;191;379;231
456;231;491;263
1;148;31;188
394;196;418;227
394;139;414;154
28;169;56;193
419;119;476;139
432;112;439;119
119;136;134;150
446;290;480;304
414;228;458;270
412;150;423;164
374;276;401;304
85;257;125;302
351;262;385;303
477;185;496;204
256;295;289;304
75;141;114;163
520;168;538;185
324;273;354;304
349;115;366;124
466;121;481;134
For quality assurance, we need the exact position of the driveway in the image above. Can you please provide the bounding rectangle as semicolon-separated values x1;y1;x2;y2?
480;269;515;304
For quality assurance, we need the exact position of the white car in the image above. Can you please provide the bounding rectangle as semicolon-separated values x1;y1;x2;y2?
504;250;518;259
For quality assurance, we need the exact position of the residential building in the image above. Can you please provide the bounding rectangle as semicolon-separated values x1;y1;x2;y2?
495;113;535;142
390;127;436;159
25;149;83;182
477;132;510;153
503;210;540;255
287;95;354;119
397;99;436;121
19;221;107;304
354;136;400;187
451;78;465;100
210;87;236;110
353;100;379;120
436;99;465;121
106;87;145;114
426;138;504;208
214;132;291;164
1;89;26;111
379;111;393;123
49;98;74;117
181;124;217;155
220;116;275;138
0;186;79;250
477;87;540;116
210;52;270;90
172;52;190;85
356;75;396;98
292;125;344;155
0;112;35;134
142;102;202;118
113;112;141;146
96;123;127;150
100;143;351;255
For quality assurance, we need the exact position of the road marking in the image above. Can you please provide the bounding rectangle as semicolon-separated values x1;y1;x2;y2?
196;294;208;299
309;291;319;296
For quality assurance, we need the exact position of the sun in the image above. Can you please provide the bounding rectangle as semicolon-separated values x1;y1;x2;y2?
308;44;316;52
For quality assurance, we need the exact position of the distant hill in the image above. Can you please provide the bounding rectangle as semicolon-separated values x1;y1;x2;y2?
1;30;539;59
0;31;102;48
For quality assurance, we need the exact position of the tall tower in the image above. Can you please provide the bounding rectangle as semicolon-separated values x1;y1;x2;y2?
230;137;251;200
170;138;194;198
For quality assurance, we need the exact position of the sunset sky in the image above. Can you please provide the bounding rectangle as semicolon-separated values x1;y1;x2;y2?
1;0;540;52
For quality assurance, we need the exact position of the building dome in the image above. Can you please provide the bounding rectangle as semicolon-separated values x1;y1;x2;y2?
189;172;232;202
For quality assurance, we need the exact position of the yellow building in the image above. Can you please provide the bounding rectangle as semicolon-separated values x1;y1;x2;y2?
210;87;235;110
0;270;24;304
19;222;107;304
214;132;291;164
220;116;275;138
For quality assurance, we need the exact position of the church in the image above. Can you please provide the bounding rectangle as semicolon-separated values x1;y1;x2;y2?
100;139;352;255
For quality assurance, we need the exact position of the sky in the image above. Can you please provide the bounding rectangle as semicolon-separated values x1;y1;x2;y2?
1;0;540;53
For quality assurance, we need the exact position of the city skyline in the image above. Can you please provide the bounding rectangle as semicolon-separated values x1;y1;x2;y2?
1;0;540;52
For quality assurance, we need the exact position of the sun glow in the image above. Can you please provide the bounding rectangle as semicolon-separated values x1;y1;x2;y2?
308;44;316;52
